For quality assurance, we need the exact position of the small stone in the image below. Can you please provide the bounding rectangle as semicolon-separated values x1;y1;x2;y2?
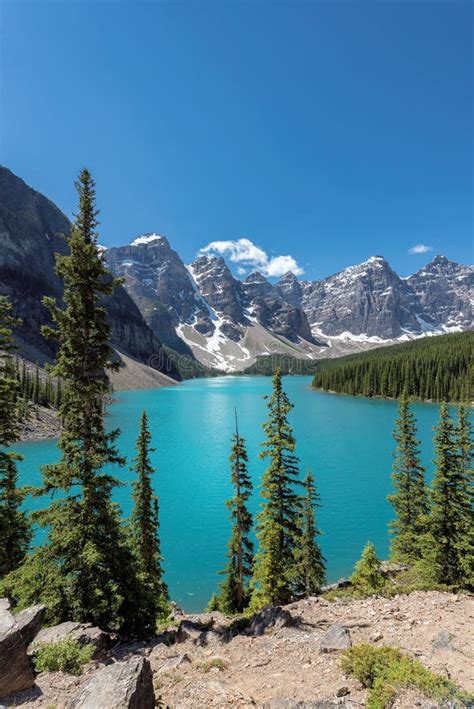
336;686;350;697
370;632;383;642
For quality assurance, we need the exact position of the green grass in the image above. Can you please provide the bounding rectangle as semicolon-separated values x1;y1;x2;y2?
341;644;473;708
33;637;94;675
322;566;456;601
197;658;227;673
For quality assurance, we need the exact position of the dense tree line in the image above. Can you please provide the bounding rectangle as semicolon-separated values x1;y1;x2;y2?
311;332;472;402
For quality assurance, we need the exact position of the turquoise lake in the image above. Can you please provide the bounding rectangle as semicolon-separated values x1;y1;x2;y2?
16;376;445;612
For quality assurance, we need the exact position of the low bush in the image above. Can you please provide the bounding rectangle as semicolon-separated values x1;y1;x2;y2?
341;644;473;708
198;658;227;673
33;637;94;676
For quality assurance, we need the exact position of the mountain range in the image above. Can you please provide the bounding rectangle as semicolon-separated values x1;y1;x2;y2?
1;166;473;374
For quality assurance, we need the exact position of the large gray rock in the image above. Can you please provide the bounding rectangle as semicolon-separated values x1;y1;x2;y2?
319;624;352;653
176;619;209;645
246;606;295;636
66;656;154;709
30;621;110;658
14;604;46;646
0;602;35;699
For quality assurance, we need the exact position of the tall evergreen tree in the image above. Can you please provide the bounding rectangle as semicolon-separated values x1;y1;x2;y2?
423;404;473;587
251;368;302;607
293;467;325;597
387;391;428;562
3;170;150;634
0;296;31;578
129;410;168;611
217;412;254;613
0;297;20;446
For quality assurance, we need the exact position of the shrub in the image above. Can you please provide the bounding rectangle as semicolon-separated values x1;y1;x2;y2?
198;658;227;673
341;644;473;708
33;638;94;675
350;542;387;596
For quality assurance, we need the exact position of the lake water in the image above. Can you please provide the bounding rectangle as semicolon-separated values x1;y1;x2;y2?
16;376;444;612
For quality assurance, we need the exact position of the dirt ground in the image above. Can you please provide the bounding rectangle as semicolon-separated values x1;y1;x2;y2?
7;591;472;708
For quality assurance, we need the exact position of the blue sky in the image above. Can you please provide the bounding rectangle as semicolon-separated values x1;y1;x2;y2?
2;0;472;280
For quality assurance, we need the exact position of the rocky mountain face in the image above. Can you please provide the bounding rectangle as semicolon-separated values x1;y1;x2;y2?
298;256;421;340
0;167;179;379
291;255;473;342
106;241;323;370
107;234;473;371
406;255;473;331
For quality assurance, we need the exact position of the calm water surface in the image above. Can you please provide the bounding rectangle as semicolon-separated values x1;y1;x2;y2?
16;376;444;612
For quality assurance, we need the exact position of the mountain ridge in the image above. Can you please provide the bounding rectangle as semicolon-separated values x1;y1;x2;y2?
1;167;472;373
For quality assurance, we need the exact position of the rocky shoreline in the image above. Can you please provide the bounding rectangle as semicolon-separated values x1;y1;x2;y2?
1;590;472;708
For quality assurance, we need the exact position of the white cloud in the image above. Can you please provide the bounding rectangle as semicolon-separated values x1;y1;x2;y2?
199;238;304;278
408;244;433;255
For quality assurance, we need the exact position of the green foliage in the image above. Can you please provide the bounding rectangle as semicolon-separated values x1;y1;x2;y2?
293;467;325;596
251;369;302;607
216;420;254;614
421;404;473;588
350;542;387;596
198;658;227;672
0;297;31;578
0;451;31;577
341;644;473;708
129;410;168;615
0;296;20;445
205;593;220;612
312;331;473;402
387;391;428;562
33;638;94;676
4;170;151;636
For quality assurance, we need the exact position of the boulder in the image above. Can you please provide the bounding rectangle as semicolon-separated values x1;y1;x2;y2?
30;621;110;658
319;624;352;653
246;606;295;636
176;619;208;644
0;603;35;699
66;656;154;709
14;604;46;646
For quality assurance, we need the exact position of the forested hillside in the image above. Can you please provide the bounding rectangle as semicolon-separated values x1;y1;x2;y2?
311;332;473;401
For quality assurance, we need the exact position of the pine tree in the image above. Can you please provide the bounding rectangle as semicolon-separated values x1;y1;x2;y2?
217;413;254;613
387;391;428;562
0;452;31;577
0;297;20;446
350;542;386;595
251;369;302;607
3;170;150;634
293;467;325;597
423;404;473;587
0;296;31;578
129;410;168;611
455;404;474;586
